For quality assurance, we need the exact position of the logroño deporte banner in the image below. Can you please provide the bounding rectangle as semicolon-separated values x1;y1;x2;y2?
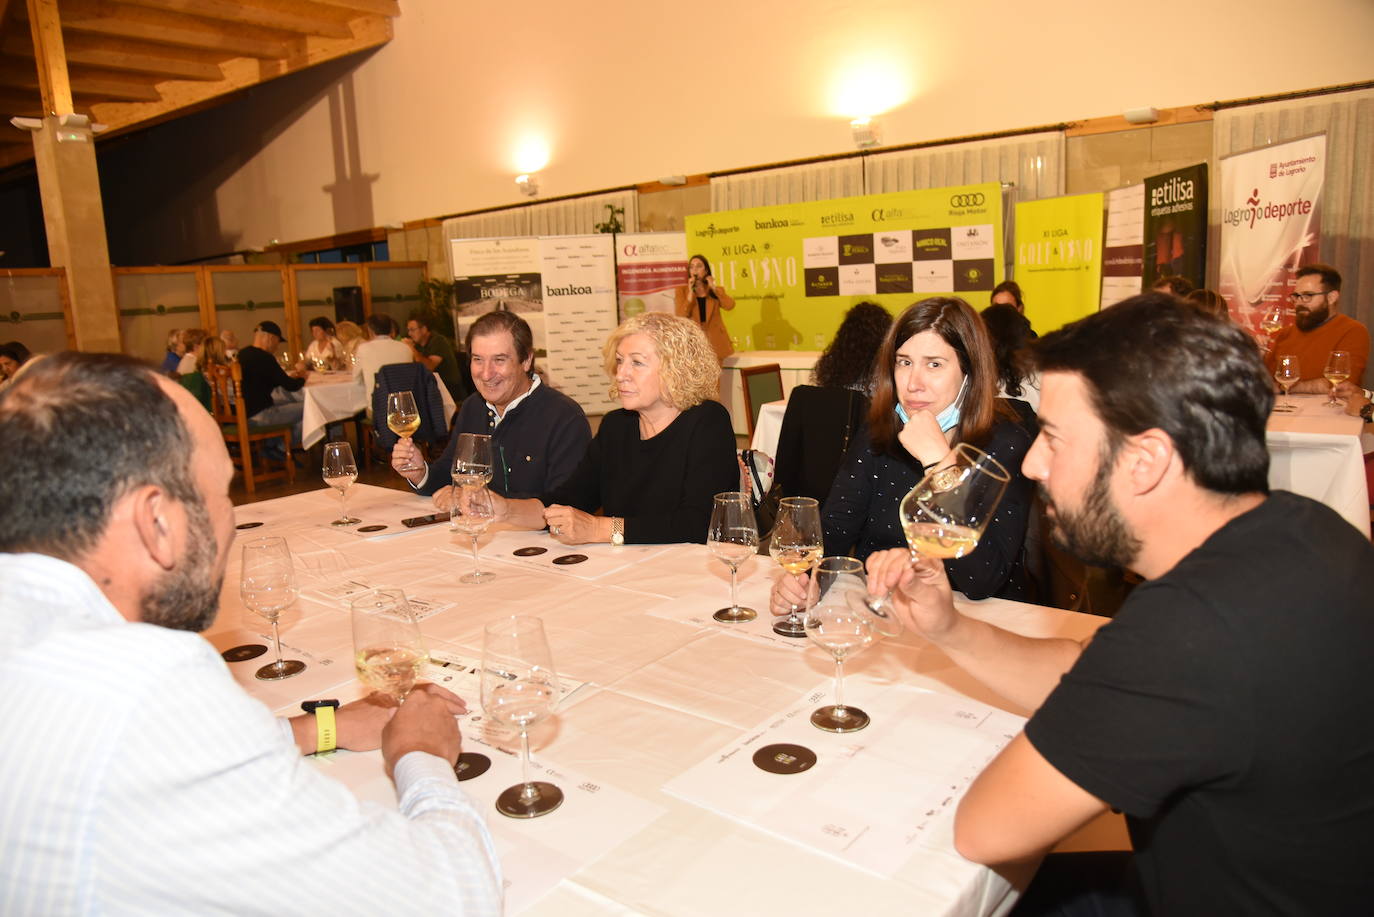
684;184;1004;349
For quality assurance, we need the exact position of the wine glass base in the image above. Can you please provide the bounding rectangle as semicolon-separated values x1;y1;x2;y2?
811;705;870;733
495;781;563;818
461;570;496;584
772;617;807;638
255;659;306;680
331;516;361;526
713;605;757;623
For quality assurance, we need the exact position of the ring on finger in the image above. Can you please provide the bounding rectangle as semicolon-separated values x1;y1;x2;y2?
550;525;562;536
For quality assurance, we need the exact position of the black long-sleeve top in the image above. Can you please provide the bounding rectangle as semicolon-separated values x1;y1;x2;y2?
822;401;1038;600
545;400;738;544
237;345;304;418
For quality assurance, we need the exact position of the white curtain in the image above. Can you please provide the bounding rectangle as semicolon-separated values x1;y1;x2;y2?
441;189;638;242
863;131;1065;202
709;160;865;210
1212;88;1374;337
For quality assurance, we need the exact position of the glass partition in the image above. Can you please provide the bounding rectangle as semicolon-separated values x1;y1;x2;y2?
368;264;426;320
210;268;289;362
115;270;202;364
0;271;72;357
293;266;360;345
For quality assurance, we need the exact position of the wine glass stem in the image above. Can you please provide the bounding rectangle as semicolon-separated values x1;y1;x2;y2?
470;535;482;575
402;434;418;471
833;657;846;712
270;617;284;668
339;485;349;523
728;563;739;610
518;727;538;800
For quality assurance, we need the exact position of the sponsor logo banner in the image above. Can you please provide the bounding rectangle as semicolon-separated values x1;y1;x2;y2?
683;184;1003;349
1143;163;1208;294
1013;192;1105;333
1218;134;1325;334
614;232;688;317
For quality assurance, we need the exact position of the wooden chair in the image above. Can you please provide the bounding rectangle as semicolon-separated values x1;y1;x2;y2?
207;362;295;497
738;362;784;437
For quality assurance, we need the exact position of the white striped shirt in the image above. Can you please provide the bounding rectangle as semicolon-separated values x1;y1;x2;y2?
0;553;502;915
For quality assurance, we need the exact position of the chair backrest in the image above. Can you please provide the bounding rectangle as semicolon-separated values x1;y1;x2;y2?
206;363;246;428
371;362;446;449
738;363;784;436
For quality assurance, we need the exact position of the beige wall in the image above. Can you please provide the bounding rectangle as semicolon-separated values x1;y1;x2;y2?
99;0;1374;263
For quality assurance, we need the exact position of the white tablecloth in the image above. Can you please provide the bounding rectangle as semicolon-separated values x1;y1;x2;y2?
721;350;819;436
1266;394;1369;537
300;372;457;449
208;485;1117;916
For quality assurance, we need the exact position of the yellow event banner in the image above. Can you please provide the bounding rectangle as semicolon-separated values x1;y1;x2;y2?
684;184;1004;350
1013;193;1105;334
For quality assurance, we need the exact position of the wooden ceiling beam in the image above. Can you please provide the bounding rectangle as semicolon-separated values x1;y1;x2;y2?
0;62;162;101
310;0;398;17
119;0;354;40
2;33;227;80
52;0;293;59
26;0;72;114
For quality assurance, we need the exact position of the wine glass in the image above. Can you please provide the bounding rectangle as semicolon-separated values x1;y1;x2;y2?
1259;303;1284;351
481;615;563;818
866;444;1011;619
1323;351;1351;407
453;484;496;584
708;492;759;623
350;588;428;703
805;557;876;732
239;536;306;680
452;433;494;487
769;496;823;638
1274;354;1300;409
322;440;360;526
387;391;422;472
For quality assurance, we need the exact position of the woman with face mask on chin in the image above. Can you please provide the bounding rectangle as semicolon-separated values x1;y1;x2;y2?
772;297;1039;608
470;312;738;545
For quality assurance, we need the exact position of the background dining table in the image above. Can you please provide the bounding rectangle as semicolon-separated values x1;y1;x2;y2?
208;484;1118;916
300;370;458;450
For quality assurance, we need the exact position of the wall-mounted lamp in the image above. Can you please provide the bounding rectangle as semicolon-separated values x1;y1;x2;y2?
850;117;882;149
515;173;539;197
1123;106;1160;125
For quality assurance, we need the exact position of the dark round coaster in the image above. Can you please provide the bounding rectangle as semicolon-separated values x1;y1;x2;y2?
221;643;268;663
357;524;388;533
513;546;548;557
752;743;817;775
495;781;564;818
454;752;491;782
552;553;588;565
235;521;264;530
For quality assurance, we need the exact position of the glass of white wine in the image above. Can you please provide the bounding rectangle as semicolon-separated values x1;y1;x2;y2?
1259;303;1284;350
482;615;563;818
805;557;876;732
387;390;422;472
708;492;759;623
1323;350;1350;407
1274;354;1301;410
453;484;496;584
865;444;1010;622
322;440;360;526
350;588;428;703
240;536;306;681
769;496;823;638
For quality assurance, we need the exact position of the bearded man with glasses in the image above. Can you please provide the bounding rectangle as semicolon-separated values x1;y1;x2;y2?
1263;262;1368;393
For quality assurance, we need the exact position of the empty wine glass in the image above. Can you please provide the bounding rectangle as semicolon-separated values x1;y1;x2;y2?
387;391;422;472
322;440;360;526
350;588;428;703
453;484;496;584
805;557;876;732
708;492;759;623
866;444;1011;620
239;536;306;680
1274;354;1301;409
482;615;563;818
453;433;493;487
769;496;823;638
1323;351;1351;407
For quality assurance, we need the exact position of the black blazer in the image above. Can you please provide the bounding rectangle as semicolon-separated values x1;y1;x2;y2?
771;385;868;502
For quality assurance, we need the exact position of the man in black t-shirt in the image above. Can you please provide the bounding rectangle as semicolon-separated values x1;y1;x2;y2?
869;293;1374;915
236;320;305;453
